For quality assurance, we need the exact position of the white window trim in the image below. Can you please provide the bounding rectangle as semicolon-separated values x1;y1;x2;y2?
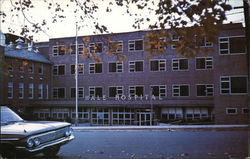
220;75;248;95
149;59;166;72
172;84;190;97
89;42;103;54
18;83;24;99
172;58;189;71
109;40;123;53
129;85;144;97
28;83;34;99
129;60;144;72
70;87;84;98
128;39;144;52
108;62;123;73
38;84;43;99
8;82;13;99
52;45;65;56
196;84;214;97
53;64;66;76
71;64;84;75
219;35;246;55
150;85;167;97
226;108;237;115
195;57;213;70
89;63;103;74
108;86;124;97
89;86;103;97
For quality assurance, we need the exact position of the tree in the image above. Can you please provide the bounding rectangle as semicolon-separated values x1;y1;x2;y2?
0;0;239;57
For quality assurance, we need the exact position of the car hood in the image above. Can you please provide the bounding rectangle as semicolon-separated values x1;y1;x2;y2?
0;121;71;139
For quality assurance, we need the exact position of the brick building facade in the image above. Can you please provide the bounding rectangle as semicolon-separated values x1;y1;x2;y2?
1;23;249;125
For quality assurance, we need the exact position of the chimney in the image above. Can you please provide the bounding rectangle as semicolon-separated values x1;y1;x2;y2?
16;38;24;49
28;41;33;51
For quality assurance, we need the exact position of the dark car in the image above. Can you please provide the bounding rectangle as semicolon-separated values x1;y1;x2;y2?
0;106;74;159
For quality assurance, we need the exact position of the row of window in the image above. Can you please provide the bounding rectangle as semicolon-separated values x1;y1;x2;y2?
226;108;250;115
53;57;213;75
52;76;247;99
7;83;49;99
8;62;44;74
52;36;246;56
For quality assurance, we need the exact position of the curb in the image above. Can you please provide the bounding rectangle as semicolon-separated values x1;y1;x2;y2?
72;125;249;131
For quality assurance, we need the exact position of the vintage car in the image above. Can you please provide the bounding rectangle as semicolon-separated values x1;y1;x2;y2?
0;106;74;158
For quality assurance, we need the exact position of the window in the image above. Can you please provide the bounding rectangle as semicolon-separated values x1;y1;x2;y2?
226;108;237;114
172;85;189;96
28;63;34;73
28;83;34;99
53;88;65;98
52;45;65;56
7;64;13;72
38;64;43;74
109;86;123;97
19;64;24;72
242;108;250;114
70;44;84;55
171;35;180;49
219;36;246;54
196;57;213;70
172;59;188;70
53;65;65;75
89;63;102;74
129;86;144;97
89;87;103;97
38;84;43;99
196;84;214;96
220;76;247;94
109;41;123;52
8;82;13;99
71;87;84;98
45;84;49;99
89;42;103;53
19;83;24;99
129;61;143;72
151;85;166;97
71;64;84;74
128;40;143;51
150;59;166;71
109;62;123;73
196;36;213;47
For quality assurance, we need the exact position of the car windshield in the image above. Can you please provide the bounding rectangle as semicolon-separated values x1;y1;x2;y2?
0;107;24;125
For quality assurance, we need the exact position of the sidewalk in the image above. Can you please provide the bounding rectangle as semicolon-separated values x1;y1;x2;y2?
72;123;249;131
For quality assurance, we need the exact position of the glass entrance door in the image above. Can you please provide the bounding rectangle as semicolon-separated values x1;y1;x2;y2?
137;112;152;126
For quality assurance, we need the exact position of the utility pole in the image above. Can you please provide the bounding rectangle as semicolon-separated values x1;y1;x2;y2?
75;22;79;126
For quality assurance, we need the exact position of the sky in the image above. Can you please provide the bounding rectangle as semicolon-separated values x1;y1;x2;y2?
0;0;245;42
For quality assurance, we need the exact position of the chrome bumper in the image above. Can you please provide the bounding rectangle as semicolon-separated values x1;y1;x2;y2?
16;135;74;153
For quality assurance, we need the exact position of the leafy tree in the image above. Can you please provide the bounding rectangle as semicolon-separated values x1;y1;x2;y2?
0;0;242;57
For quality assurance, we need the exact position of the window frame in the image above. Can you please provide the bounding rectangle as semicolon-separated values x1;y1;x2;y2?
129;60;144;72
220;76;248;95
108;62;123;73
18;83;24;99
150;85;167;98
196;84;214;97
8;82;13;99
172;58;189;71
89;86;103;97
52;87;66;99
129;85;144;97
38;84;43;99
150;59;166;72
128;39;144;52
108;86;124;98
219;35;246;55
195;57;213;70
52;45;66;56
172;84;190;97
109;41;123;53
28;83;34;99
53;64;66;76
89;63;103;74
226;108;237;115
89;42;103;54
71;64;84;75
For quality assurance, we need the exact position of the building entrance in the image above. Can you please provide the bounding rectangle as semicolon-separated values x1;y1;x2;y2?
136;112;152;126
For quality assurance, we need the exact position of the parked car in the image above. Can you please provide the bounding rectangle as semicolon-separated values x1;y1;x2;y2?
0;106;74;158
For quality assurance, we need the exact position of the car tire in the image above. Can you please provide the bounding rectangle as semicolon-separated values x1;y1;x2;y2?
43;145;60;157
